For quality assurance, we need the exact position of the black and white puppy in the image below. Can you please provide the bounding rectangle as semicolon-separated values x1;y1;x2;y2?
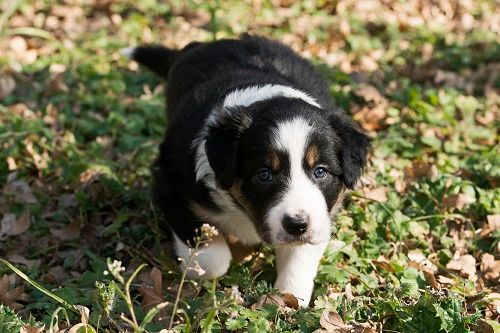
123;35;370;306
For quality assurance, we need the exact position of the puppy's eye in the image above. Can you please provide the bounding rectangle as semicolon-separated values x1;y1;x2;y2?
313;166;328;180
257;168;273;182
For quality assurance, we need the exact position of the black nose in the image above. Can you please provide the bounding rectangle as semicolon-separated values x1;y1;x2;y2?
282;213;309;236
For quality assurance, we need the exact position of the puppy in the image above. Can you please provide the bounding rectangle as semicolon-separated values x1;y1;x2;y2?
123;35;370;306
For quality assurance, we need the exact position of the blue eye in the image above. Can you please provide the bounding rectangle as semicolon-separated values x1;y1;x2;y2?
257;168;273;182
313;166;328;179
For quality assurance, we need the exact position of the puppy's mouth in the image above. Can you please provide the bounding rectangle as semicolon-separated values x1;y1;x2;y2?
261;230;328;247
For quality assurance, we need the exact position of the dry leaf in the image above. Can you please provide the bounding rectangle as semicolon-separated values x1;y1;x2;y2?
20;325;45;333
0;212;31;238
0;275;29;310
437;275;455;285
486;215;500;230
423;269;439;289
140;267;165;311
480;253;500;282
354;85;385;103
319;310;350;332
0;75;16;99
364;187;388;202
281;292;299;310
443;194;475;211
251;293;286;310
352;322;377;333
446;254;477;281
7;254;41;270
404;161;437;181
3;180;38;204
51;219;82;240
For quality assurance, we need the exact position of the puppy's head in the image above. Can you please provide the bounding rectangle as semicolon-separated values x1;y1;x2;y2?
204;98;370;245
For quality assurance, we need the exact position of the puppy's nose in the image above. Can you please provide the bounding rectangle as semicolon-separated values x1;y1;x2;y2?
282;213;309;236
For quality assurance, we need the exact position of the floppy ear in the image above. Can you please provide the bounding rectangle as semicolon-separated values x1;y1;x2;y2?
328;110;371;189
204;107;252;189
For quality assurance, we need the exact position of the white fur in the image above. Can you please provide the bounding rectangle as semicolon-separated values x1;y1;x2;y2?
120;47;136;58
275;241;329;306
223;84;321;109
191;203;261;245
266;118;331;245
173;232;232;279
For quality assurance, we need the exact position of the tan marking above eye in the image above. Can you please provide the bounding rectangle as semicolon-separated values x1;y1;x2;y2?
305;144;320;169
266;150;280;171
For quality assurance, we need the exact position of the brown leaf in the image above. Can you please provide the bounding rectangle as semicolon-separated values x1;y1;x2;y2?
422;269;439;289
354;85;385;104
20;325;45;333
364;187;388;202
319;310;350;332
446;254;477;281
51;219;82;240
480;253;500;282
3;180;38;204
0;275;29;310
352;322;377;333
0;212;31;238
372;260;394;273
140;267;165;311
7;254;41;270
281;292;299;310
437;275;455;285
404;161;437;181
0;74;16;99
486;215;500;230
251;293;286;311
443;194;475;211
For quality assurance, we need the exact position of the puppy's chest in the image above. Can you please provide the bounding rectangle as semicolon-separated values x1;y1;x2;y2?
191;190;262;245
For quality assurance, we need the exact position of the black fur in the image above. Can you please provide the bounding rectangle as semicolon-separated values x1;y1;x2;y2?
130;36;370;243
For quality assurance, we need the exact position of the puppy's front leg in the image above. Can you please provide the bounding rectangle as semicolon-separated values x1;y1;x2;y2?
173;233;232;279
274;241;328;307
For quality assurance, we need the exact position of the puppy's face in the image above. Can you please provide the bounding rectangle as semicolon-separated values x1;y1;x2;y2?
205;99;370;246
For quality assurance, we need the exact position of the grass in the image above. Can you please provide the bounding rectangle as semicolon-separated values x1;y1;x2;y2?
0;0;499;332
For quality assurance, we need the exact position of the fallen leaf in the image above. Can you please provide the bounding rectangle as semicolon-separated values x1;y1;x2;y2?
487;215;500;230
20;325;45;333
0;74;16;99
7;254;41;270
140;267;165;311
0;212;31;238
352;322;377;333
354;85;385;103
480;253;500;282
281;292;299;310
437;275;455;285
422;269;439;289
3;180;38;204
443;194;475;211
364;187;388;202
251;293;299;312
0;275;29;310
319;310;350;332
51;219;82;240
446;254;477;281
404;161;437;181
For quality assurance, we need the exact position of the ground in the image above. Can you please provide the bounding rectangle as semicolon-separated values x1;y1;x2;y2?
0;0;499;332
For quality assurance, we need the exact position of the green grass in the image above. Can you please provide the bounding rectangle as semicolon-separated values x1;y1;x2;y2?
0;1;499;332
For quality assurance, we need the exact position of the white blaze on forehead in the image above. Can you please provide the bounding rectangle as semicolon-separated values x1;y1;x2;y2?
267;117;331;244
223;84;321;109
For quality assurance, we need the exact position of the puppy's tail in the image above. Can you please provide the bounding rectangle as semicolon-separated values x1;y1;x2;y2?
121;45;178;78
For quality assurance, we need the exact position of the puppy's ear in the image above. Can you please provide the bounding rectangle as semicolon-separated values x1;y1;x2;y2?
204;107;252;189
328;109;371;189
